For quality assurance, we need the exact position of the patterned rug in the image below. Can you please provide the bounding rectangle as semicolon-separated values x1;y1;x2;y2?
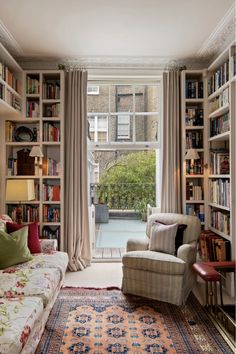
36;288;233;354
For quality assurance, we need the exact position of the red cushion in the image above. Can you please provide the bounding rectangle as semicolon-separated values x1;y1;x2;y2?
7;222;41;254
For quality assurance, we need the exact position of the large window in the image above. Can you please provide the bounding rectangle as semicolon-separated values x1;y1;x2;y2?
87;82;161;147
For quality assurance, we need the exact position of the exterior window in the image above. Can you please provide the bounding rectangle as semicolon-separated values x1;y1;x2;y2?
87;85;99;95
88;116;108;142
117;115;130;139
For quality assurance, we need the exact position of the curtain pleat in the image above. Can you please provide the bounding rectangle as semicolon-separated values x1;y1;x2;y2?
64;70;91;271
161;71;182;213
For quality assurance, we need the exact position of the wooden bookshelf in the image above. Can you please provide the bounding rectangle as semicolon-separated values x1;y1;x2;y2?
2;69;64;250
206;41;235;295
181;70;207;226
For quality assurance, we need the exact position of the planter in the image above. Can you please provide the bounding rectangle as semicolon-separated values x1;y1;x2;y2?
95;204;109;223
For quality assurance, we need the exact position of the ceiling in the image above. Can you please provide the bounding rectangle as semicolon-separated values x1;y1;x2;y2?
0;0;235;67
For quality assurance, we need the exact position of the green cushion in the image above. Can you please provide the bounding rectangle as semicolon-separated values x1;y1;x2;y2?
0;226;33;269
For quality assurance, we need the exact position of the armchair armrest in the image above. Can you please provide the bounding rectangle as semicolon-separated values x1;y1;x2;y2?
126;238;149;252
40;239;58;253
177;242;197;264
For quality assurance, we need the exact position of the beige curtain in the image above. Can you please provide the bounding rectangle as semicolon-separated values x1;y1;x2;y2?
64;70;91;271
161;71;182;213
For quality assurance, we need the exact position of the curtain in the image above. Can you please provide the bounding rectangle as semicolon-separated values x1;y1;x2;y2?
64;70;91;271
161;70;182;213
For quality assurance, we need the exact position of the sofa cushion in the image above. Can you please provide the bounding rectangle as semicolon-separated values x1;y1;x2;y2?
149;222;178;255
0;267;61;306
122;250;186;275
7;222;41;254
0;214;12;232
3;252;69;278
0;227;33;269
0;296;43;354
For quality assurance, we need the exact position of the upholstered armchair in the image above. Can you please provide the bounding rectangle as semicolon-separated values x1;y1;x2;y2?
122;213;201;305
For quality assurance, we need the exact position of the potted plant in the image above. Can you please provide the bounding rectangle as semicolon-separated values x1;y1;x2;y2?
135;199;148;222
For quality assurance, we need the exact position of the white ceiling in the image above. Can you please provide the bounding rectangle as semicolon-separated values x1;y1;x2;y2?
0;0;234;63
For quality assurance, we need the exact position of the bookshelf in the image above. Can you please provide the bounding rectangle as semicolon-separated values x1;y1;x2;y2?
3;70;64;250
206;42;235;295
181;70;207;227
0;42;23;117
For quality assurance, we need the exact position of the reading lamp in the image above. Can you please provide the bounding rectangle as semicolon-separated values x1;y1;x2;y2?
185;149;200;174
6;179;35;224
29;146;44;175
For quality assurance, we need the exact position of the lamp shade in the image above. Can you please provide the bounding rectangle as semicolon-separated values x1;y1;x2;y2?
185;149;200;160
6;179;35;202
29;146;44;157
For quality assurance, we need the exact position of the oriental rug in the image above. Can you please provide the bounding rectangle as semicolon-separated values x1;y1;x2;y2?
36;288;233;354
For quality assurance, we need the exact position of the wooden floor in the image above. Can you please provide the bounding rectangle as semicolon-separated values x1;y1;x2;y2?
93;247;126;259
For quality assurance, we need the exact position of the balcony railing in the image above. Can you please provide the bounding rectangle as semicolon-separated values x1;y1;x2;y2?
90;183;155;210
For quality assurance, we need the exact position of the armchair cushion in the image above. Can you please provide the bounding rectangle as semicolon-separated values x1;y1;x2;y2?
149;222;178;255
123;250;185;275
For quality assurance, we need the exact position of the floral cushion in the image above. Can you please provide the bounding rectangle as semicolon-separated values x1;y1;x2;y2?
3;251;68;278
0;268;61;306
0;215;12;232
0;296;43;354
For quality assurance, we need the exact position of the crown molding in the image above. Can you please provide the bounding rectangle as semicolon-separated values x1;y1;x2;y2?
197;3;236;59
18;55;207;71
0;20;23;56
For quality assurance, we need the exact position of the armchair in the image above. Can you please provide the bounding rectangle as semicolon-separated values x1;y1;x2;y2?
122;213;201;305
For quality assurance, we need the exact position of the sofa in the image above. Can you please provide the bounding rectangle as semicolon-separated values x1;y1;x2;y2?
0;216;68;354
122;213;201;305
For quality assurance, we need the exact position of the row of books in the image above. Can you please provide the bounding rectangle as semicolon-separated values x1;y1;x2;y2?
230;52;236;76
0;85;21;111
0;62;21;93
43;157;60;176
208;60;229;96
43;103;60;117
7;158;17;176
43;205;60;222
26;76;40;94
185;107;204;126
199;230;230;262
185;204;204;222
43;184;60;201
5;121;39;142
209;179;230;207
209;87;229;113
42;80;60;99
26;100;39;117
186;182;203;201
43;122;60;142
42;226;60;240
186;131;203;149
7;205;39;223
210;151;230;175
210;210;230;235
186;159;203;175
210;112;229;137
185;80;203;99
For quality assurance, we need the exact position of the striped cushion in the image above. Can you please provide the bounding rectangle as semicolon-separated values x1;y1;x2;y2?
149;222;178;255
122;250;185;275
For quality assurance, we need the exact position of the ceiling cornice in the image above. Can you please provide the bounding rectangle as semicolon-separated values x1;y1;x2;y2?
197;3;236;60
0;20;23;56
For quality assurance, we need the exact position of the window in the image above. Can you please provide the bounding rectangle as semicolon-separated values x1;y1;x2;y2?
117;115;130;139
87;82;161;147
87;85;99;95
88;115;108;142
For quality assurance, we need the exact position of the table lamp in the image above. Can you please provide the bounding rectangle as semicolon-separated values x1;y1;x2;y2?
29;146;44;175
6;179;35;224
185;149;200;175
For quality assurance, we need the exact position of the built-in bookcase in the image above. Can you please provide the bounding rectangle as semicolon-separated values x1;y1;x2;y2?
2;69;64;250
181;70;207;227
206;42;235;295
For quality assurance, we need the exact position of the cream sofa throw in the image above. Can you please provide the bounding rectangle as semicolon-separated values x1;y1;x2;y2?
64;70;91;271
